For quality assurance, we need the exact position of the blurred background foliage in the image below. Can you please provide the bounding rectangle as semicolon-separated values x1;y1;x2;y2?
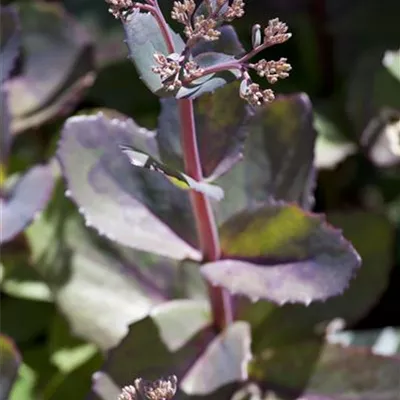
0;0;399;399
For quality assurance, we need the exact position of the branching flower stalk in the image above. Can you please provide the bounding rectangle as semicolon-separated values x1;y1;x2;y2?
106;0;292;331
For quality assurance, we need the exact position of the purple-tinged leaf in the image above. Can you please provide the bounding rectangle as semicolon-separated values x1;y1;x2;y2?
215;93;317;224
25;181;189;350
123;11;185;95
7;2;95;134
57;112;200;260
90;300;215;400
201;202;361;304
158;82;250;180
0;87;11;165
0;334;21;400
245;212;394;348
181;321;252;395
0;164;54;244
0;6;20;83
251;338;400;400
176;53;241;99
192;25;245;57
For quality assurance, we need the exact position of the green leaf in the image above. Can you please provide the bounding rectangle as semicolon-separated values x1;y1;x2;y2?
215;93;317;224
123;11;185;95
158;82;250;180
7;2;95;134
120;145;224;200
0;5;20;83
57;111;200;260
25;180;203;350
1;297;54;344
9;364;36;400
244;212;394;347
201;202;361;304
90;300;213;399
0;334;21;400
0;257;52;302
27;210;165;350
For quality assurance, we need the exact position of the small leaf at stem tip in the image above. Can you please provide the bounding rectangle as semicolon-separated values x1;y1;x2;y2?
120;145;224;201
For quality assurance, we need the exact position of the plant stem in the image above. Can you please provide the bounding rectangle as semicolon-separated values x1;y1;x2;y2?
178;99;233;331
149;0;233;331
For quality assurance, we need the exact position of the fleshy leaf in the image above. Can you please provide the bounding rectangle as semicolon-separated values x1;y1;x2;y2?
57;112;200;260
120;145;224;201
251;338;400;400
123;11;185;95
215;93;317;224
201;202;361;304
0;6;20;83
0;164;54;243
180;321;252;395
245;212;394;347
158;82;250;180
25;180;192;350
0;334;21;400
7;2;95;134
90;300;216;399
176;52;241;99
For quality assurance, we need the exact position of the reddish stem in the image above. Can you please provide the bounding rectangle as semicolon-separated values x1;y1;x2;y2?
148;0;233;332
178;98;233;331
181;41;275;85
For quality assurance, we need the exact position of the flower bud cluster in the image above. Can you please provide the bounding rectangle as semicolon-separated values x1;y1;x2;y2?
152;52;204;91
171;0;245;42
251;58;292;84
240;80;275;106
118;375;178;400
105;0;134;20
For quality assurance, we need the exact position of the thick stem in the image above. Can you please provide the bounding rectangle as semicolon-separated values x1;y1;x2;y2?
178;99;233;331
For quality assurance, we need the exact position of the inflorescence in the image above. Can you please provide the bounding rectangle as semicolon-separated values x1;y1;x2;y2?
106;0;292;106
118;375;178;400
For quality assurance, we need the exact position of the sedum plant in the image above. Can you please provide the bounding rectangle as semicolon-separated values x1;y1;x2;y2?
7;1;400;400
54;0;364;398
